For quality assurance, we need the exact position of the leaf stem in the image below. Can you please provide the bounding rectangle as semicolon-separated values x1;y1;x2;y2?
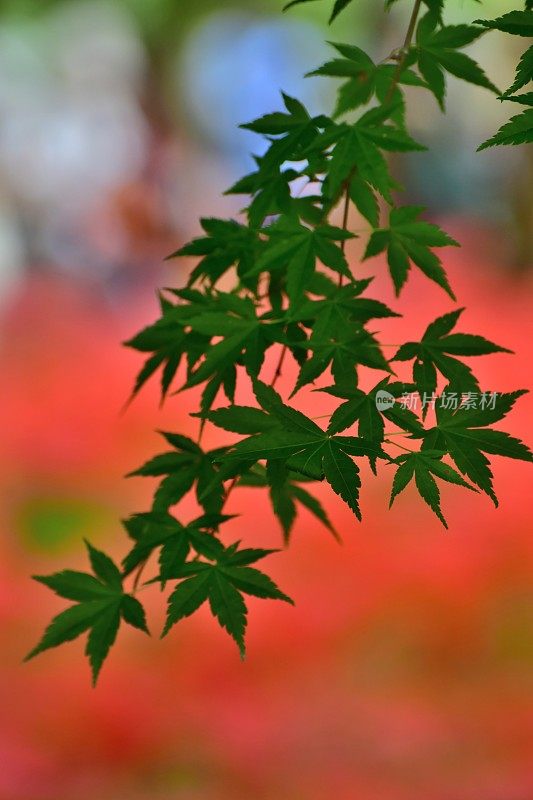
385;438;416;453
385;0;423;105
271;344;288;388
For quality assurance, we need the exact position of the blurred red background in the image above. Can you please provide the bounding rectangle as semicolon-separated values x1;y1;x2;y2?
0;1;531;798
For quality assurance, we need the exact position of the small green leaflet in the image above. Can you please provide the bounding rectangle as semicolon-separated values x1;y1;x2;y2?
475;11;533;149
418;390;532;505
474;11;533;37
25;541;149;685
162;546;293;657
283;0;355;24
389;450;477;528
127;431;225;514
393;308;511;401
238;462;337;543
386;0;444;17
363;205;459;297
503;45;533;96
167;218;260;289
478;108;533;149
415;14;499;110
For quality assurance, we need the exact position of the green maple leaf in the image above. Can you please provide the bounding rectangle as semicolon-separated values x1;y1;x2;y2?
245;216;354;307
127;431;226;514
393;308;511;401
415;14;499;110
324;378;422;438
418;390;533;505
292;274;400;325
167;218;260;290
123;294;210;403
285;277;399;393
315;104;425;205
226;165;298;229
389;449;478;528
319;378;421;474
308;41;427;118
234;93;332;226
162;547;293;657
183;293;285;385
122;511;233;584
291;325;391;396
25;542;149;685
214;380;387;520
363;205;459;297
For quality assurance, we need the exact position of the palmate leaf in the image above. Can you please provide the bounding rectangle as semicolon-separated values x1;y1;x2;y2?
393;308;512;401
418;390;532;505
244;216;354;308
167;218;260;290
127;431;226;515
183;294;286;386
316;104;425;205
124;313;205;403
234;93;332;226
213;380;387;520
308;41;427;118
25;542;149;685
364;205;458;297
286;277;400;394
415;14;498;110
290;326;391;396
291;274;400;326
324;378;422;438
389;450;477;528
122;510;230;581
162;546;293;657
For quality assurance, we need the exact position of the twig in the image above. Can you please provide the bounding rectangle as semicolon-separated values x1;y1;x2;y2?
384;0;423;105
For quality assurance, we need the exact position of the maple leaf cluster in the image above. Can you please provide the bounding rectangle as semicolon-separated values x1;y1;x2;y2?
28;0;532;683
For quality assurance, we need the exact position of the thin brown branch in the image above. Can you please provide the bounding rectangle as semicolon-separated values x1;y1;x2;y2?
271;344;288;389
338;182;352;286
